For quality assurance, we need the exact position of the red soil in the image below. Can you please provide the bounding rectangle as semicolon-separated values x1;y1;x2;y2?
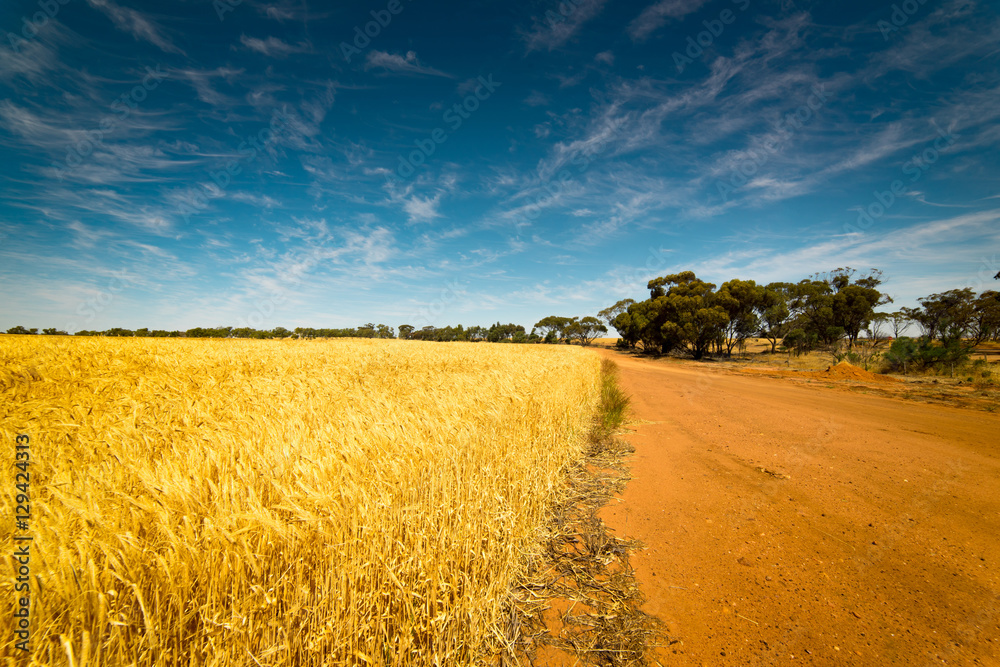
740;361;901;384
597;350;1000;666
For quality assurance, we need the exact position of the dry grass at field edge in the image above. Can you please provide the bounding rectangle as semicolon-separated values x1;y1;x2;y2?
490;359;666;667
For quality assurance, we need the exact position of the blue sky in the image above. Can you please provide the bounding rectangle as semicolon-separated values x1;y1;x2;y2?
1;0;998;333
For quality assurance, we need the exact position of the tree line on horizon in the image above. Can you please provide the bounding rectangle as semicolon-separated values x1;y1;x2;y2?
603;267;1000;368
3;317;610;345
7;269;997;363
3;325;397;339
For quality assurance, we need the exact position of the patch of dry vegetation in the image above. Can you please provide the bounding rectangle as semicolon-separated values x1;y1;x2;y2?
498;359;665;666
0;337;603;666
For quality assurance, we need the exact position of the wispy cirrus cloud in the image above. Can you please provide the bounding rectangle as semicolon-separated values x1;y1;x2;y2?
627;0;712;42
0;99;183;179
172;66;245;106
251;0;330;23
524;0;608;52
239;35;311;58
85;0;185;55
0;38;61;84
232;192;281;208
364;51;453;78
43;186;175;233
688;209;1000;294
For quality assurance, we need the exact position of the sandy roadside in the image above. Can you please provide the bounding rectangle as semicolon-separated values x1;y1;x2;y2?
597;350;1000;666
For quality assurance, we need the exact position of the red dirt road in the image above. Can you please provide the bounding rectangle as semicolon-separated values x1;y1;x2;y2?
598;351;1000;666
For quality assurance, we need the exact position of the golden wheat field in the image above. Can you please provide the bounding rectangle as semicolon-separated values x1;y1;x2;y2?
0;336;603;666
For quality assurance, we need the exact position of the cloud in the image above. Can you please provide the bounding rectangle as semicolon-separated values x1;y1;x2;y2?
0;100;185;188
628;0;711;42
227;224;399;318
47;187;176;233
232;192;281;208
248;82;337;155
0;38;60;84
691;210;1000;297
531;14;843;206
523;91;550;107
524;0;608;52
364;51;453;78
864;0;995;80
66;220;113;249
173;67;245;106
252;0;328;23
85;0;184;55
239;35;310;58
588;210;1000;310
259;1;303;21
0;101;70;148
403;194;443;223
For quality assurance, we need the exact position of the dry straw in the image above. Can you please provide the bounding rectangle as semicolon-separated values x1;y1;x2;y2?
0;337;601;665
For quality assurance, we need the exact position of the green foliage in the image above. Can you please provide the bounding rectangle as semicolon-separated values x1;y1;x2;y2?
609;310;639;349
781;328;817;356
887;289;1000;365
487;322;526;342
564;316;608;346
533;315;607;345
70;325;399;340
597;299;635;327
785;279;834;346
605;267;889;359
759;284;792;353
5;326;37;335
833;345;882;370
716;279;763;356
103;328;135;337
649;272;729;358
971;291;1000;343
903;288;976;343
595;359;630;436
780;268;890;349
833;283;890;345
609;271;728;358
533;316;573;342
882;336;971;373
186;326;232;338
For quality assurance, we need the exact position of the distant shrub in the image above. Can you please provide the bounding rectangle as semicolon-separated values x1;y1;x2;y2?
883;337;919;373
782;328;818;356
882;336;970;374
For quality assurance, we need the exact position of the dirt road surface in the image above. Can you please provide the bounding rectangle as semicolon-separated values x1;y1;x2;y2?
597;351;1000;666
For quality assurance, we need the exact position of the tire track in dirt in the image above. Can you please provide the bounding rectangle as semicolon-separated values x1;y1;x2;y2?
597;351;1000;666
